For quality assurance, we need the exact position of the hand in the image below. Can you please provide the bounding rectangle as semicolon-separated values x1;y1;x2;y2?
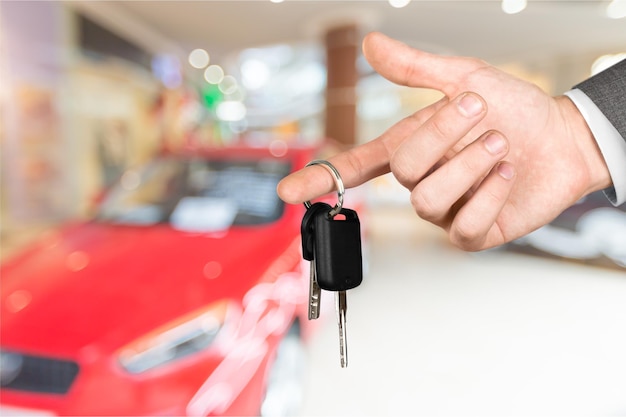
277;32;612;251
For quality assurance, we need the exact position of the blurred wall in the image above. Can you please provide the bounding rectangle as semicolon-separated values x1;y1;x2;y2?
0;2;171;235
1;2;68;223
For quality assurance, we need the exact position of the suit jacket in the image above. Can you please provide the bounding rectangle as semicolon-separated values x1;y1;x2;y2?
575;58;626;143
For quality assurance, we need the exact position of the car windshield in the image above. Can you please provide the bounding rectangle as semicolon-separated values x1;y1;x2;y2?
97;156;290;230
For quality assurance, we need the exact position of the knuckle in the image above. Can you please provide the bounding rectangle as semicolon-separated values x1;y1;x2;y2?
459;57;490;75
449;217;484;251
390;152;417;188
410;186;441;221
458;153;480;175
483;187;505;208
425;116;451;142
479;175;509;207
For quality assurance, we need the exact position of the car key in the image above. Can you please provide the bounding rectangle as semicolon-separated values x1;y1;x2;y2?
313;206;362;368
301;202;332;320
313;207;362;292
300;159;363;368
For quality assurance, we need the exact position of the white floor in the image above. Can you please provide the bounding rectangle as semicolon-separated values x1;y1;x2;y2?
298;205;626;417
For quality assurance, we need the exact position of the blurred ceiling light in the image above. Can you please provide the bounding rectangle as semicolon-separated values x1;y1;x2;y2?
189;48;210;69
204;65;225;84
591;53;626;75
389;0;411;7
216;101;247;122
607;0;626;19
219;75;239;95
502;0;527;14
270;0;284;3
241;59;271;90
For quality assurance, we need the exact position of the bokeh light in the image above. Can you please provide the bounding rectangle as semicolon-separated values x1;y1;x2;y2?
388;0;410;8
607;0;626;19
241;59;271;90
219;75;239;95
502;0;527;14
188;48;210;68
216;101;246;121
204;65;225;84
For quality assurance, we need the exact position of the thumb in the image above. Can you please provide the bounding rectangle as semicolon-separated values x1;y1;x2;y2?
362;32;482;96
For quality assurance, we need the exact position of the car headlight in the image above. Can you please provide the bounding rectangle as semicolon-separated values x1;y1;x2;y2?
118;301;227;374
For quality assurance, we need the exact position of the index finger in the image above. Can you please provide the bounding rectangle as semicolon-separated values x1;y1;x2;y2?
276;97;446;204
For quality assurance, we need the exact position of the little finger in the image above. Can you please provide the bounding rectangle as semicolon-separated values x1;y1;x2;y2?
448;162;516;251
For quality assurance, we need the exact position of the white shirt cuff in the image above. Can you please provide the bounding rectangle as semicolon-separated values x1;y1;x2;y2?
564;88;626;206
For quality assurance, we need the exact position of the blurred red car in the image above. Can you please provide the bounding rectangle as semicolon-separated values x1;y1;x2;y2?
0;144;321;416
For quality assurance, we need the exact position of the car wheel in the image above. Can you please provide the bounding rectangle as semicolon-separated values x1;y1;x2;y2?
260;322;307;417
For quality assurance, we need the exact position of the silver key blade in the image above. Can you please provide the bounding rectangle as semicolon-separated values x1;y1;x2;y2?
336;291;348;368
308;261;321;320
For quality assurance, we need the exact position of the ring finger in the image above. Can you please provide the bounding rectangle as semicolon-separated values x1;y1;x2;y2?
409;130;510;225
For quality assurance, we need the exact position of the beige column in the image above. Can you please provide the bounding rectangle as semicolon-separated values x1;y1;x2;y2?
324;24;359;147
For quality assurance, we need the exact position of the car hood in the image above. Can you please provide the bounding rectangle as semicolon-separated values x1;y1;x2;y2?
1;221;300;357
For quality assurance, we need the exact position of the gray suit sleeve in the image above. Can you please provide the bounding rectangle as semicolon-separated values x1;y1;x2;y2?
574;58;626;142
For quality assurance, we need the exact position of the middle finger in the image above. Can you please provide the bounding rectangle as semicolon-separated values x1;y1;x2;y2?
390;92;487;189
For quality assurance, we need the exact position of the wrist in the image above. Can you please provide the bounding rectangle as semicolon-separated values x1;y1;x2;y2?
557;95;613;195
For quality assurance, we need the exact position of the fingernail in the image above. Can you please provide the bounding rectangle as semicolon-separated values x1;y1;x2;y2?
457;93;484;117
497;163;515;180
484;132;507;155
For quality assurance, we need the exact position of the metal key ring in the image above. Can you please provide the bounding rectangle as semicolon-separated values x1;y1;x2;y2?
303;159;344;217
